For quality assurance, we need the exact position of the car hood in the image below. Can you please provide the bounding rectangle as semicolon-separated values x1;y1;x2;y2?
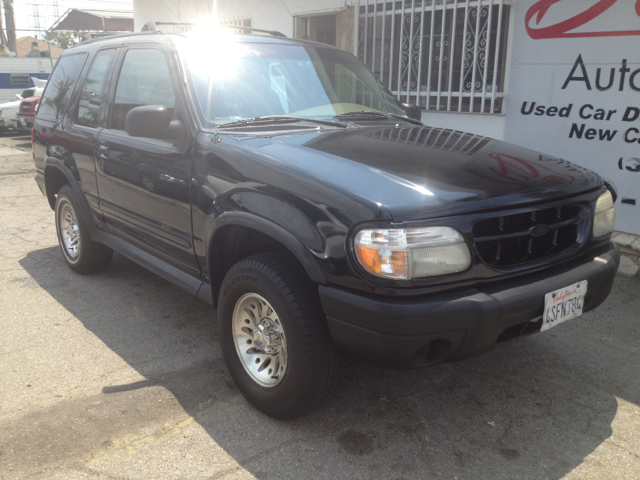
230;124;602;222
0;100;21;109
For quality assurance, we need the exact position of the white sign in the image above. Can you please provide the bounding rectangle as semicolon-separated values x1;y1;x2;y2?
505;0;640;234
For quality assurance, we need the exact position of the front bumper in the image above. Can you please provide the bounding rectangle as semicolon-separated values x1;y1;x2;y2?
320;242;620;368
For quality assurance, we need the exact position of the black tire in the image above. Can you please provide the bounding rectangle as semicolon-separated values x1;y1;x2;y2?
54;184;113;274
217;252;339;419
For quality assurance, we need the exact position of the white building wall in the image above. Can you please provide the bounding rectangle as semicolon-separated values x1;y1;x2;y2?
217;0;293;37
504;0;640;234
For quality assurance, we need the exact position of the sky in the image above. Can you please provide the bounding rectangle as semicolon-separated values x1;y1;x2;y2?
7;0;133;39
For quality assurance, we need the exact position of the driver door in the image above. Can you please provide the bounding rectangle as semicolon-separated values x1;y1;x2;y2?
96;46;198;275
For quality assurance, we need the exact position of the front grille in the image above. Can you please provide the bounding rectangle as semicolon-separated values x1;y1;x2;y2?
21;104;30;112
472;203;589;268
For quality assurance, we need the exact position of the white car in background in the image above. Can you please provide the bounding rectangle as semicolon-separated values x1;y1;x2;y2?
0;84;46;133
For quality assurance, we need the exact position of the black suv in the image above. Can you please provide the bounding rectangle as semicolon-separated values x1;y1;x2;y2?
33;25;620;419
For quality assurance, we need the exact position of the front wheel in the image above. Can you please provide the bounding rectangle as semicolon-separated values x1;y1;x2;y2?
217;252;339;419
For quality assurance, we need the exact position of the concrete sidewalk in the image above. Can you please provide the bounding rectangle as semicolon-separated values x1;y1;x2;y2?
613;232;640;277
1;133;639;480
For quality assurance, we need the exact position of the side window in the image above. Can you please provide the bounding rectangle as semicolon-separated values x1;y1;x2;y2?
111;49;176;131
76;50;115;128
37;53;87;122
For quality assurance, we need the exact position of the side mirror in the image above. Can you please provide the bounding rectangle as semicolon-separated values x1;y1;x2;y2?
402;103;422;121
125;105;182;140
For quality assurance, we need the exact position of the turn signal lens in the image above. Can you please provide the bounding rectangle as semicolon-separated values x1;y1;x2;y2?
356;245;407;277
354;227;471;280
593;190;615;237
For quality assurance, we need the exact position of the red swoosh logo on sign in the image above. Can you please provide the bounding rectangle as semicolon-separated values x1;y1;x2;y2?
526;0;640;39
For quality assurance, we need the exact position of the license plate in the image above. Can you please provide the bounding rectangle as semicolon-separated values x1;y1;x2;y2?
541;281;588;332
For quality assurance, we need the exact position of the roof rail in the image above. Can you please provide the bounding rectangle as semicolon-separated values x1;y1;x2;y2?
80;31;119;42
141;21;286;38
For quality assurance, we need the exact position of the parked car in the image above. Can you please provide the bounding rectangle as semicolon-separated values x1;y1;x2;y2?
0;86;44;133
32;25;620;419
17;95;41;129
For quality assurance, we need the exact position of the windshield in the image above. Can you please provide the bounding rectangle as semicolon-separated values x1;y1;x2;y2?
180;39;407;125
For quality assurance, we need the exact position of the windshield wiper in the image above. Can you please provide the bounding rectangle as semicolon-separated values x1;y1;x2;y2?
334;111;389;119
334;111;422;125
218;115;347;129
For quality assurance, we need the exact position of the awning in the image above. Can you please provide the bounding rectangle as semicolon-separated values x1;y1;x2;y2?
50;9;134;32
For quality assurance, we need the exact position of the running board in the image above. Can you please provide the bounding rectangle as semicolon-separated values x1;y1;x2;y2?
94;230;213;305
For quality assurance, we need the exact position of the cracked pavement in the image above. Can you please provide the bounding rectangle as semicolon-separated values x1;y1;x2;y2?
0;133;639;479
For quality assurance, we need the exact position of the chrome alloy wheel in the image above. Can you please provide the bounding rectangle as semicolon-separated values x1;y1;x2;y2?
232;293;288;387
58;201;80;260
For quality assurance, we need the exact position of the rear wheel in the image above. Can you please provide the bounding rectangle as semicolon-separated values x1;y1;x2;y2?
218;252;339;419
55;185;113;274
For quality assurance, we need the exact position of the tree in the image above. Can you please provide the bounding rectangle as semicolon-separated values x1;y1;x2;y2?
43;30;86;49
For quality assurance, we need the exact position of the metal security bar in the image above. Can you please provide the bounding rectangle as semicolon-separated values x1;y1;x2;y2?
219;16;253;34
357;0;511;114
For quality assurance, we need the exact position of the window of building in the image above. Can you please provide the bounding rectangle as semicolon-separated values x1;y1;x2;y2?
358;0;511;114
111;49;176;131
38;53;87;121
76;50;115;128
10;74;30;85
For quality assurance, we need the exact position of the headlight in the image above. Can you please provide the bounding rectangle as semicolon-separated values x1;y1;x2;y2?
593;190;615;237
354;226;471;280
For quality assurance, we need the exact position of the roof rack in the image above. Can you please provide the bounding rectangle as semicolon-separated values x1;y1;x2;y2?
141;21;286;38
80;31;119;42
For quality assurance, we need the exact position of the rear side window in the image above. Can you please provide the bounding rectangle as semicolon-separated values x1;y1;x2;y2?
37;53;87;122
76;50;115;128
111;49;176;131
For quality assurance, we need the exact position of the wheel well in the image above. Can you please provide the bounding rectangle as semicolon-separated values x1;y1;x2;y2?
44;166;69;209
208;225;304;306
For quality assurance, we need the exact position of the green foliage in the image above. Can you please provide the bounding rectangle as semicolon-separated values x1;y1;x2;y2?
42;31;86;49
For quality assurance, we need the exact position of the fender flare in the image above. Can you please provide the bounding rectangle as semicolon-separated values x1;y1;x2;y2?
44;157;98;237
208;211;327;286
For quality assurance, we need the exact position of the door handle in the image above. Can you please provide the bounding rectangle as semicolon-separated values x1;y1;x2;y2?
97;145;109;159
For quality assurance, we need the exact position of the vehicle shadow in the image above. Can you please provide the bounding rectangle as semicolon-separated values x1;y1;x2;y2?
17;246;640;479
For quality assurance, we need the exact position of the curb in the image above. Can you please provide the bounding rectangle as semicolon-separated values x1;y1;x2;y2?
612;232;640;277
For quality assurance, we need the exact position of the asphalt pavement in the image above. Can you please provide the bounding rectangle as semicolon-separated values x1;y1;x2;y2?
1;133;639;479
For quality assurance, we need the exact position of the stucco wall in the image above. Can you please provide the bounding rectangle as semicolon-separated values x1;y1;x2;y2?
217;0;293;37
336;7;355;55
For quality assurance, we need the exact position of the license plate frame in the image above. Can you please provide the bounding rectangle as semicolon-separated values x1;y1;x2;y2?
541;281;588;332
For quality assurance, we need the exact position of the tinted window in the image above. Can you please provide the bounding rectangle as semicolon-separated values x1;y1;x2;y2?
111;49;176;131
76;50;115;128
37;53;87;122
